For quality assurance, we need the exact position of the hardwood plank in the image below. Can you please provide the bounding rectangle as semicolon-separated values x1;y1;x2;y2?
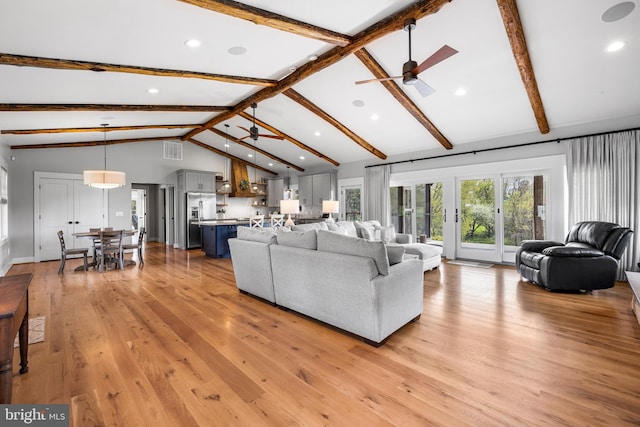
9;245;640;426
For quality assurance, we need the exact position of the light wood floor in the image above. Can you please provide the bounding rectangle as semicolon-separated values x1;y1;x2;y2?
9;243;640;426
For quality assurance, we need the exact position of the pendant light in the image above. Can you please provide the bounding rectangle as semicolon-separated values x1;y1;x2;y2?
220;124;231;193
251;142;259;192
284;166;292;199
83;124;126;189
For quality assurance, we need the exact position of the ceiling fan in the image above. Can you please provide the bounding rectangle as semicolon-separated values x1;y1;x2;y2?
355;18;458;97
238;103;284;141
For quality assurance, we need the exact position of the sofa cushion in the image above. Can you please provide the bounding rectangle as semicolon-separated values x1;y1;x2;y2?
276;229;317;250
236;226;277;244
327;221;358;237
385;245;405;265
317;230;390;276
291;222;328;232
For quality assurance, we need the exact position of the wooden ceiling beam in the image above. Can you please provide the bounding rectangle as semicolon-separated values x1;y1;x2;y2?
2;124;200;135
283;89;387;160
209;127;304;172
178;0;351;46
0;53;276;87
238;111;340;167
186;137;278;175
10;136;172;149
183;0;453;140
496;0;549;134
354;48;453;150
0;103;230;112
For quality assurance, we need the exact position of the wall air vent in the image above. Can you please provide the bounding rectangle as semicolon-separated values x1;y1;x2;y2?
163;141;183;160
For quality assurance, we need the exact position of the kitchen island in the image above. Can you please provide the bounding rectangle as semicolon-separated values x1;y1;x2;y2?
198;219;250;258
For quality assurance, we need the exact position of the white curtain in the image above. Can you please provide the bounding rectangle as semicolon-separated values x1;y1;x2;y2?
566;130;639;277
363;165;390;226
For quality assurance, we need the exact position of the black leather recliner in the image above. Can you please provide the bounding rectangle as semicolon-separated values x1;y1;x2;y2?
515;221;633;291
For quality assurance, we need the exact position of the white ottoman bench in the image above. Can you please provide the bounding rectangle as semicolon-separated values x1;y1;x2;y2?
399;243;442;272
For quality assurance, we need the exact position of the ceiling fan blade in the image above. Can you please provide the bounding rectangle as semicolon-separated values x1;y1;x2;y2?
413;79;436;97
259;134;284;140
238;135;251;141
413;45;458;75
237;126;251;133
355;76;403;85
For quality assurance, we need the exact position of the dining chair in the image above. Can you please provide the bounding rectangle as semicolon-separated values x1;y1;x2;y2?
122;227;145;267
95;230;124;272
270;214;284;229
57;231;89;274
250;215;264;228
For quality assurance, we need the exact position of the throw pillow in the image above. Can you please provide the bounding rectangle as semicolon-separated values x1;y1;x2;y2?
375;225;396;243
385;245;405;265
236;226;277;244
317;230;390;276
276;229;318;250
354;221;377;240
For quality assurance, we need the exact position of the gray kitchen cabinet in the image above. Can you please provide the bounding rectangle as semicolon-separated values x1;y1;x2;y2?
298;172;337;206
298;174;313;205
178;170;216;192
267;178;285;207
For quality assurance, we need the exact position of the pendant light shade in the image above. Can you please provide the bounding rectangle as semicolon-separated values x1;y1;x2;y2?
84;123;126;189
83;170;126;189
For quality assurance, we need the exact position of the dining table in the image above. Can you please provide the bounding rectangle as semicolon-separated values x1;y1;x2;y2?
72;229;137;271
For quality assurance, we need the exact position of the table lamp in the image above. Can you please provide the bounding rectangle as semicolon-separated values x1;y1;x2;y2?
322;200;339;223
280;199;299;228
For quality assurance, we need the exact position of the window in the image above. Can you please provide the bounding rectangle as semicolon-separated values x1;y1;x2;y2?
1;167;8;241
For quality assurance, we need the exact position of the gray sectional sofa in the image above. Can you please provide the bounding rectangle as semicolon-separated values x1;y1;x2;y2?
293;220;443;272
228;226;423;346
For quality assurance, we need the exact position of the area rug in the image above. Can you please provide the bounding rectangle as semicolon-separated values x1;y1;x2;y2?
13;316;45;348
447;260;494;268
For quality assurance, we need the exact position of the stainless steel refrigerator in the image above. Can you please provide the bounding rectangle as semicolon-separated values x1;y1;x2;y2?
186;192;217;249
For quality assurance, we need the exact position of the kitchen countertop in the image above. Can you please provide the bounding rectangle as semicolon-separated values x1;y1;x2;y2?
195;219;250;226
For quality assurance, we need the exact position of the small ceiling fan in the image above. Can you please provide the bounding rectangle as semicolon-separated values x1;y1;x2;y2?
238;103;284;141
355;18;458;97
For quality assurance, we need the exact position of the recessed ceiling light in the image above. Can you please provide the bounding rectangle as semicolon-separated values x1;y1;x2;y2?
370;114;379;121
353;100;365;108
314;131;321;136
602;2;636;22
606;40;626;52
299;156;305;160
455;87;467;96
228;46;247;55
248;153;253;158
185;39;201;47
224;143;230;148
148;88;159;94
268;163;273;167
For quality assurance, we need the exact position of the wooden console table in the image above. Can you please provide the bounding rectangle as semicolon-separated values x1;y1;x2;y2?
625;271;640;328
0;273;31;403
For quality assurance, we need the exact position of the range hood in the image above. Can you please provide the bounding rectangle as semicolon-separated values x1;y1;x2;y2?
229;159;257;198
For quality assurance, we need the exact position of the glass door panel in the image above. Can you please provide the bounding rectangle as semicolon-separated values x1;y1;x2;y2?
502;174;545;262
342;186;362;221
456;177;500;262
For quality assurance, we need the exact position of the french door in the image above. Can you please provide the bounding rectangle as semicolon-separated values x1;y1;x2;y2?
455;174;546;263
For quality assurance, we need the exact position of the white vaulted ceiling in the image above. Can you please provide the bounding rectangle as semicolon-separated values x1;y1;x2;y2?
0;0;639;175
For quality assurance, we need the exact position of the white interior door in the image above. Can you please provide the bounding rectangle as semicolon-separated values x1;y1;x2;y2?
36;173;107;262
39;178;75;261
